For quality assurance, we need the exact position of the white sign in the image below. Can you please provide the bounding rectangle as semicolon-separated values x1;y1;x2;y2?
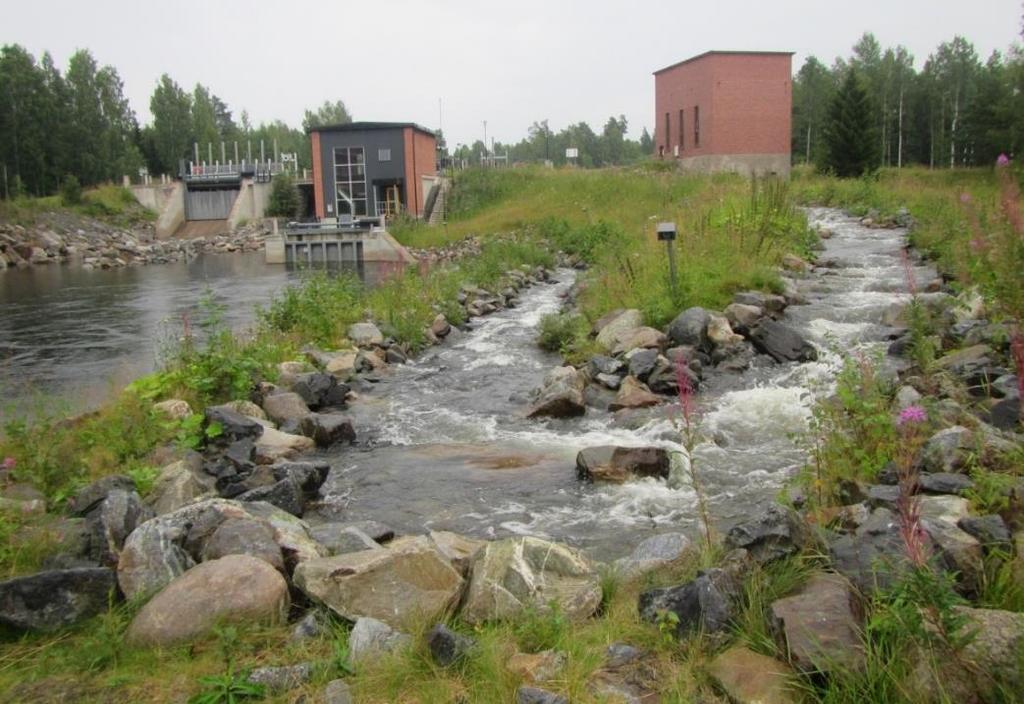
565;148;579;159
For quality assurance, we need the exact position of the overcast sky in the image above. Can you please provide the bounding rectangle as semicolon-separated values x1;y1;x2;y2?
3;0;1021;148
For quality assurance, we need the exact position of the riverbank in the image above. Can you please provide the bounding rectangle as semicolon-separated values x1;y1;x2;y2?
0;168;1021;703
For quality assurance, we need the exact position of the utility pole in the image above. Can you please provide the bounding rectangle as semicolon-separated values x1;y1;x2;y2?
483;120;488;157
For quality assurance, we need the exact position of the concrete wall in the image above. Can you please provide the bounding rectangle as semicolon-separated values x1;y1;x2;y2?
677;153;791;177
131;181;185;237
655;52;792;171
227;179;272;230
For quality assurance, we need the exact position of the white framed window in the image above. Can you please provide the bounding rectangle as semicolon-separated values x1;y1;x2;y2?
378;148;391;162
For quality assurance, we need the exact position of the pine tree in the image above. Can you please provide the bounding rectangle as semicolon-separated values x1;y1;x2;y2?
821;71;881;177
266;173;300;218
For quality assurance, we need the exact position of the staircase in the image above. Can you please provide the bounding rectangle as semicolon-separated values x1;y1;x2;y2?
426;178;450;226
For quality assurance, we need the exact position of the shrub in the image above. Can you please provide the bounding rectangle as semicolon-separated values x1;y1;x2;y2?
266;173;300;218
537;313;583;353
60;174;83;205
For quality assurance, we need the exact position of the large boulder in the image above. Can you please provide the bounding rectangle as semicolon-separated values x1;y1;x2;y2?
908;606;1024;703
724;303;765;333
254;426;315;463
626;349;659;380
748;320;818;363
204;405;265;445
125;555;289;646
83;489;154;567
769;573;864;675
667;307;711;349
67;475;136;516
117;499;324;599
638;568;737;638
460;536;602;625
709;646;799;704
201;517;285;572
309;523;382;555
289;372;348;410
919;426;974;473
575;446;672;484
611;327;666;356
829;507;915;595
0;567;117;632
595;309;644;351
293;536;464;630
707;313;743;348
724;504;817;565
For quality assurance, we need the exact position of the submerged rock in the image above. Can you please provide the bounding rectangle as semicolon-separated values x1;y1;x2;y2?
575;446;672;484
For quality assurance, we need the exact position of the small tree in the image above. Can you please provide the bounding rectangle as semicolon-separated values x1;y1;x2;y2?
60;174;83;205
820;70;881;177
266;173;300;218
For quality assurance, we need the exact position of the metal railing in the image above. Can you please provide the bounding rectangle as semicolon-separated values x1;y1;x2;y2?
182;160;291;183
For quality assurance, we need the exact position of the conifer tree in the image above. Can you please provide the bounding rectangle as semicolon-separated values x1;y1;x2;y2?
821;70;881;177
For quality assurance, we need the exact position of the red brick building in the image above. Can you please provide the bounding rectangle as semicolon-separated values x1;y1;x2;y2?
654;51;793;176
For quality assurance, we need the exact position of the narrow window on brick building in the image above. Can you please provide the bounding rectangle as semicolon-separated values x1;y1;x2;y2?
694;106;700;147
678;110;685;151
664;112;670;153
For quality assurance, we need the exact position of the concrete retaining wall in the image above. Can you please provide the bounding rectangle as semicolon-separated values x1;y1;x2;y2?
677;153;791;178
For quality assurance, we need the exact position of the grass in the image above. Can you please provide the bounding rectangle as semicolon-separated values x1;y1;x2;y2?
0;184;156;228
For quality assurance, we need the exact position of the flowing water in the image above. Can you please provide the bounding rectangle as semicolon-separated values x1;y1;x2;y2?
309;208;936;561
0;254;388;419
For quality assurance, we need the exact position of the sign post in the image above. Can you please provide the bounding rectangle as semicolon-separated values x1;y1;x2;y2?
657;221;678;298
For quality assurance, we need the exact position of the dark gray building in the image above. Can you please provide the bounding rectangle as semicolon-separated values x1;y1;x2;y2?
310;122;437;220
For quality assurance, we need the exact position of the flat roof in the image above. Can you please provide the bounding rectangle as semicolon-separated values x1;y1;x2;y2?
653;50;794;75
309;121;436;137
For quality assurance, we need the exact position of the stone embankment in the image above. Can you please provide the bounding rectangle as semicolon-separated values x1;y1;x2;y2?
0;219;268;271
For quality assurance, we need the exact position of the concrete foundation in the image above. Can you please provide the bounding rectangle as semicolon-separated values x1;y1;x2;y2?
228;179;273;231
676;153;791;178
131;182;185;238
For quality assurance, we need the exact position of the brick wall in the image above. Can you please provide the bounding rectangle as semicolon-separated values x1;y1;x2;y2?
654;52;791;160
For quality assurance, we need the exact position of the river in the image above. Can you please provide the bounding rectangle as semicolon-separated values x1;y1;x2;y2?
0;209;935;561
0;254;389;420
304;208;936;560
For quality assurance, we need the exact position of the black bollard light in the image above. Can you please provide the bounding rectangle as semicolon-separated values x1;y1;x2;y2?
657;221;678;299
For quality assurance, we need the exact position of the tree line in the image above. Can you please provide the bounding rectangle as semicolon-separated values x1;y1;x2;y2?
449;117;653;168
795;32;1024;171
0;44;353;198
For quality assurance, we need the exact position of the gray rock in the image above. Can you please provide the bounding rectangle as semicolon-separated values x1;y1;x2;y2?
748;320;818;363
202;517;285;572
627;349;659;380
638;568;737;638
85;489;154;567
204;405;265;444
68;475;136;516
527;367;586;419
272;461;330;494
667;307;710;349
895;385;922;409
865;483;901;509
613;532;690;578
576;446;672;484
236;477;305;517
348;616;412;662
987;398;1020;431
919;472;974;495
594;373;622;390
246;662;313;693
0;567;117;631
829;508;915;595
324;679;354;704
309;524;382;555
724;302;764;332
589;355;624;377
516;686;568;704
289;611;324;643
958;515;1012;554
426;623;477;666
605;642;645;668
290;372;348;410
724;504;816;564
734;291;787;313
920;426;974;473
348;322;384;347
299;413;356;447
770;573;864;675
262;392;312;427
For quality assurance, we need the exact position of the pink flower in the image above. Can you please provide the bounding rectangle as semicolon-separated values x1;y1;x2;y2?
897;405;927;426
959;192;972;204
997;153;1011;167
1;457;15;471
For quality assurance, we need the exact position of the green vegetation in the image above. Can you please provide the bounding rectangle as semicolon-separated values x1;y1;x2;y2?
266;173;300;219
821;71;880;177
0;184;155;227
